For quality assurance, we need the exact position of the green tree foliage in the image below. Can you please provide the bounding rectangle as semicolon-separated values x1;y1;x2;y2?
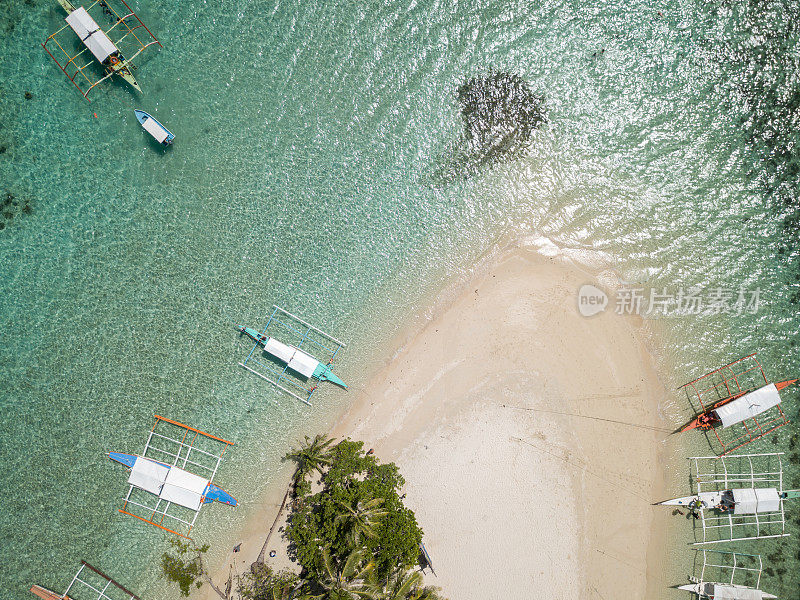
315;547;375;599
335;498;389;545
160;538;210;596
284;434;335;497
368;568;444;600
239;563;304;600
286;440;424;581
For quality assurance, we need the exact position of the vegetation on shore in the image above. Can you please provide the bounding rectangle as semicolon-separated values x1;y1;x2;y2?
161;435;444;600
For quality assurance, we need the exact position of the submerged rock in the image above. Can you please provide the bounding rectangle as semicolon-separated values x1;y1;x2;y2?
431;70;546;184
457;71;546;152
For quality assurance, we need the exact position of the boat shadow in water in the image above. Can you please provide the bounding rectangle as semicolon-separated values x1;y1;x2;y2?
425;70;546;186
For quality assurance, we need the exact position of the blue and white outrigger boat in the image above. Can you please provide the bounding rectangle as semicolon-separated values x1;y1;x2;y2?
134;109;174;146
237;306;347;405
109;415;236;538
109;452;237;506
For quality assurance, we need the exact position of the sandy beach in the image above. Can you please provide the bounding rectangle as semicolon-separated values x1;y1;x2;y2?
206;247;680;599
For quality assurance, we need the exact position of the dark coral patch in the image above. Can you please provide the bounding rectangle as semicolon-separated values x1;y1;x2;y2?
433;71;546;183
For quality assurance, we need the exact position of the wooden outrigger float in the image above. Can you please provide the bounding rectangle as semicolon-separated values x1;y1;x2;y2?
657;453;798;544
109;415;236;539
31;561;141;600
676;550;776;599
236;306;347;406
42;0;161;100
678;354;796;457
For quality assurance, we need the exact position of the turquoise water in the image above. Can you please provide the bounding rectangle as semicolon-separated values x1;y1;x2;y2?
1;0;798;598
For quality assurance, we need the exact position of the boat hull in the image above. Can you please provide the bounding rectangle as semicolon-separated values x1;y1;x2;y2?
677;582;776;599
313;363;347;388
134;109;174;145
114;64;141;93
108;451;137;468
30;585;65;600
658;491;724;509
205;483;237;506
57;0;76;13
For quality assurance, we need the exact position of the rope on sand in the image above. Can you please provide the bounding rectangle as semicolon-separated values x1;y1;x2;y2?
510;436;651;501
501;404;673;433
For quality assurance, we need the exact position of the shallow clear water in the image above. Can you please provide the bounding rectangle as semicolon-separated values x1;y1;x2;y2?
1;0;798;598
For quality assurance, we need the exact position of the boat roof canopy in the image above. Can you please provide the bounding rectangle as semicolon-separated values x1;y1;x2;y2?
263;337;320;378
288;349;319;378
715;384;781;428
128;456;208;510
705;582;768;600
732;488;781;515
65;7;117;63
128;456;169;495
264;337;296;363
160;467;208;511
142;116;169;143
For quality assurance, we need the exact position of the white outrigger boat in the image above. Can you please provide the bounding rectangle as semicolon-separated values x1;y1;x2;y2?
236;306;347;405
658;453;797;544
42;0;161;100
678;581;777;599
659;487;799;513
678;354;795;457
110;415;236;538
677;550;776;599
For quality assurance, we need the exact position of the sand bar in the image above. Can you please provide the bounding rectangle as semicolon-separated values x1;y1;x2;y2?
205;247;678;599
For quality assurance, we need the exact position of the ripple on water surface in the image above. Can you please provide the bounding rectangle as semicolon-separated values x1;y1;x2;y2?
0;0;798;598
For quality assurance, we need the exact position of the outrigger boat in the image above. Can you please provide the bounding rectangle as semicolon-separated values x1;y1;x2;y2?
31;561;141;600
677;550;776;599
237;306;347;405
677;581;777;599
134;109;174;146
110;415;235;538
57;0;141;91
660;453;796;544
109;452;236;506
660;488;800;513
678;354;796;456
42;0;161;100
237;325;347;388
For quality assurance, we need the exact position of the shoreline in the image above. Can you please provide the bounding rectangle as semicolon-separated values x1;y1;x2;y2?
202;245;681;599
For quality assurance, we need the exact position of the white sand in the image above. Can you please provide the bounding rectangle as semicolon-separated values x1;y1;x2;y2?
206;247;677;599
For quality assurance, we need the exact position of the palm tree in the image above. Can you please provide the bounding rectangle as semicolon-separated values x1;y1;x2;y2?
285;434;335;487
256;434;335;566
367;568;443;600
334;498;389;545
314;547;375;599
